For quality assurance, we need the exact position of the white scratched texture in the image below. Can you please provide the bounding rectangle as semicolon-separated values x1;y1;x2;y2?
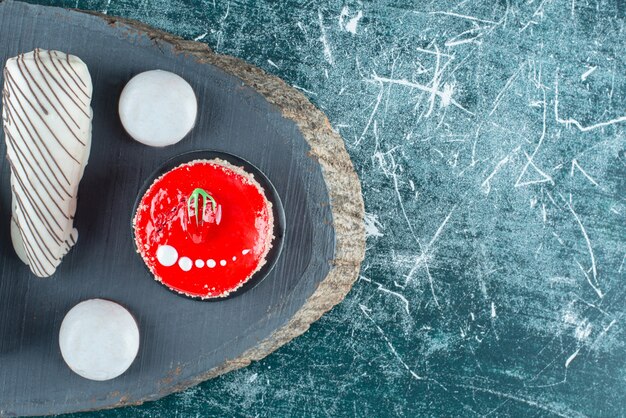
27;0;626;416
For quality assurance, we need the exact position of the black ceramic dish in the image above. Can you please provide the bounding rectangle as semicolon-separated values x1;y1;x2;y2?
131;150;286;301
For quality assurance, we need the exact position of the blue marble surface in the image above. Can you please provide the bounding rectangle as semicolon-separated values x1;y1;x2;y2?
25;0;626;416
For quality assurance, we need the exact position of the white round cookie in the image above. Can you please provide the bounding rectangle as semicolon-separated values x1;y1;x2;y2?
59;299;140;381
119;70;197;147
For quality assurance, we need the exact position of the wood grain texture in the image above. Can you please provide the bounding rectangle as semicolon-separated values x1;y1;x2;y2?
0;1;364;415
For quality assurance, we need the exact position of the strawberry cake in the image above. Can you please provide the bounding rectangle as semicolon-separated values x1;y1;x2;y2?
133;158;275;299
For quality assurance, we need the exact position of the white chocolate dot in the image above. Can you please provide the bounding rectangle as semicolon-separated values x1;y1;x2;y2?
220;260;227;266
242;249;250;255
232;256;237;261
178;257;192;271
207;259;216;268
59;299;139;381
156;245;178;267
195;259;205;268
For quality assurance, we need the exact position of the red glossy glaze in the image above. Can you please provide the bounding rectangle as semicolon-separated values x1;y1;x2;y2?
133;159;274;298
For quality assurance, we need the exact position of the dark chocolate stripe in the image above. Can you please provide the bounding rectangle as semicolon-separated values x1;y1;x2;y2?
36;49;90;119
21;50;87;145
52;50;89;98
8;158;65;239
64;52;88;89
13;187;61;262
13;187;62;267
70;232;76;245
4;69;81;165
7;155;69;237
3;79;75;188
6;130;68;202
15;54;48;114
12;217;47;276
33;50;83;129
46;50;89;105
2;70;12;123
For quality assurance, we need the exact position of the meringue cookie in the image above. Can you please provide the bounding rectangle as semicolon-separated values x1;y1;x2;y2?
59;299;140;381
119;70;197;147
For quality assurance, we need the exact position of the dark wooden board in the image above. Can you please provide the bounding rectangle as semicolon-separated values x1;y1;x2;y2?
0;1;365;416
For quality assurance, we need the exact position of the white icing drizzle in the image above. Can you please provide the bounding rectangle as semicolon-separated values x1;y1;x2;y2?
178;257;192;272
2;49;92;277
154;245;250;270
156;245;178;267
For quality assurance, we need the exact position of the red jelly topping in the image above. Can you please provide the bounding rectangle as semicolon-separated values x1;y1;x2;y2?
133;159;274;298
